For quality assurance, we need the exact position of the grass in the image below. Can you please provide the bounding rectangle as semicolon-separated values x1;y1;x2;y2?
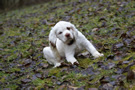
0;0;135;89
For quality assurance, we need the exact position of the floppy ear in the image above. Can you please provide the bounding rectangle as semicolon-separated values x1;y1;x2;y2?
49;27;61;63
71;24;78;38
49;27;57;48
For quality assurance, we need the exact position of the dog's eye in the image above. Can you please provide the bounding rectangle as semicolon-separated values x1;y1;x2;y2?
58;32;62;34
67;27;70;30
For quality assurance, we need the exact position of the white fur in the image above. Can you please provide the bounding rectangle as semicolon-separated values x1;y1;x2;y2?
43;21;104;67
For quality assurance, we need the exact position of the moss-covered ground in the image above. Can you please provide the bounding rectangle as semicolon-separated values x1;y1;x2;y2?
0;0;135;89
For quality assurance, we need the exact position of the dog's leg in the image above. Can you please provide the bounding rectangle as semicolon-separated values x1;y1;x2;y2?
66;54;79;65
83;39;104;58
78;32;104;58
43;47;61;67
65;45;79;65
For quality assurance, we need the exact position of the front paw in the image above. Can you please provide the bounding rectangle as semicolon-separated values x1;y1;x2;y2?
54;63;61;68
68;60;79;65
71;61;79;65
93;52;104;58
69;61;79;68
73;61;79;66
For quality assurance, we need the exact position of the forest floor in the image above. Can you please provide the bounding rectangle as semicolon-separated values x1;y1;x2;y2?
0;0;135;89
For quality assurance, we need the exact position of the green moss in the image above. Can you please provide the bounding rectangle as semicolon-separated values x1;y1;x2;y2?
130;65;135;71
32;78;45;88
49;68;61;77
7;54;18;62
0;0;135;89
0;74;6;82
79;58;92;68
10;68;21;72
5;84;18;89
32;78;54;89
63;72;88;87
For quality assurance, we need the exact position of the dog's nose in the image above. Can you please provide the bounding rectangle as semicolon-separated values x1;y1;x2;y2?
65;33;70;38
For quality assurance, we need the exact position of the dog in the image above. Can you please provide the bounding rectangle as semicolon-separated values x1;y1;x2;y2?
43;21;104;67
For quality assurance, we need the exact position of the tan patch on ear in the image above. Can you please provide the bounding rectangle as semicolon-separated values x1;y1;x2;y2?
71;26;74;30
50;41;56;48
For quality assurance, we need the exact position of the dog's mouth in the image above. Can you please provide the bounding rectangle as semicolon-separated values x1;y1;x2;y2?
66;38;75;45
64;34;75;45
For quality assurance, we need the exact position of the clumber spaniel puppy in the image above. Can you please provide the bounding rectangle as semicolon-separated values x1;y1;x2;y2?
43;21;104;67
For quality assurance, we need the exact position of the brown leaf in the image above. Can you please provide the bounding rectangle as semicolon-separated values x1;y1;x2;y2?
88;88;98;90
123;61;135;73
92;28;99;32
23;59;32;66
99;83;113;90
21;78;31;84
58;85;67;90
67;85;78;90
123;38;132;46
120;32;131;39
126;70;135;82
38;63;49;69
35;73;42;78
99;76;110;85
112;43;124;50
98;17;107;22
42;71;49;78
108;63;115;69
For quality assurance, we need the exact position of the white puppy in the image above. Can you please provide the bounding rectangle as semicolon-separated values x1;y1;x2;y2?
43;21;104;67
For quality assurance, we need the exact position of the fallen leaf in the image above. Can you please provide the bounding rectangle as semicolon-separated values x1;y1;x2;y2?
35;73;42;78
99;83;113;90
99;76;110;85
98;17;107;22
123;38;132;46
67;85;78;90
38;63;49;69
108;63;115;69
126;70;135;82
123;61;135;73
58;85;66;90
21;78;31;84
23;59;32;67
92;28;99;32
88;88;98;90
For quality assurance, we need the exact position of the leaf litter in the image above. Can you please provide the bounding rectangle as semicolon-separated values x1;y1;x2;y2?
0;0;135;89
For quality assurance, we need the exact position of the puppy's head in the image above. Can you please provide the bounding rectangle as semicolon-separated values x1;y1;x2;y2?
49;21;78;47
